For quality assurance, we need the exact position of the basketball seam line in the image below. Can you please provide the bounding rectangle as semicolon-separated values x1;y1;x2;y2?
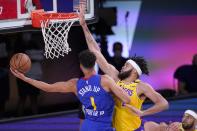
19;56;31;73
17;53;24;72
13;54;19;70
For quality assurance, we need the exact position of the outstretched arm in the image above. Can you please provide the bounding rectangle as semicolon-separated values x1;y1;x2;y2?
10;68;77;94
78;4;119;81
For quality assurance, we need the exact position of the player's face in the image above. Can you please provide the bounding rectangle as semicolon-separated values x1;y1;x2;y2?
182;114;195;130
121;62;133;73
118;62;133;80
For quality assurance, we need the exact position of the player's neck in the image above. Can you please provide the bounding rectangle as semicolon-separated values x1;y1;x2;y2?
84;70;96;79
122;76;136;84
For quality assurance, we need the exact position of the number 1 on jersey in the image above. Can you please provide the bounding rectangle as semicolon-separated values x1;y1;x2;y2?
90;97;97;110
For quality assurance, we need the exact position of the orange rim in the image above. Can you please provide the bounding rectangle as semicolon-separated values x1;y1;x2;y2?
31;10;78;28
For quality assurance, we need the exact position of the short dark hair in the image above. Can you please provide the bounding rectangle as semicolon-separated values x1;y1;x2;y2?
130;55;149;75
79;50;96;69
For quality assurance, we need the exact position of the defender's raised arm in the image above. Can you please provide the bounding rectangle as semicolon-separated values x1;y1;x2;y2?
78;4;119;81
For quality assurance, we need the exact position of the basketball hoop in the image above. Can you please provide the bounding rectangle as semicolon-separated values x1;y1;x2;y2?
31;10;78;59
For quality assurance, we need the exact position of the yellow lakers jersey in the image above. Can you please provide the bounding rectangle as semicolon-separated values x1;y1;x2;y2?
113;80;144;131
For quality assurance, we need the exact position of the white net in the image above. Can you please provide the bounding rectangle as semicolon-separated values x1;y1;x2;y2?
40;19;76;59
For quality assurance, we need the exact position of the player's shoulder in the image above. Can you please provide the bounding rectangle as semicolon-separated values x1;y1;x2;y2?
137;81;154;91
100;74;114;91
101;74;110;78
138;80;151;87
70;78;79;84
71;78;79;81
100;74;112;81
100;74;117;85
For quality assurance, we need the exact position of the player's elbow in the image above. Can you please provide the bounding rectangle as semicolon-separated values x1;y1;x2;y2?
120;90;130;103
123;96;130;104
42;87;53;92
125;99;130;104
164;100;169;110
160;99;169;110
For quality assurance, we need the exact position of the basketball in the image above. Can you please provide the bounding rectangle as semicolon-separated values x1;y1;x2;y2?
10;53;31;73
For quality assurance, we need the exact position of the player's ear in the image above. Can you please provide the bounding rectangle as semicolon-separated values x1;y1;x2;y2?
132;69;139;78
80;64;86;72
79;64;83;69
132;69;137;74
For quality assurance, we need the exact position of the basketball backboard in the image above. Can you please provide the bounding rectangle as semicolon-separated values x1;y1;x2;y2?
0;0;97;33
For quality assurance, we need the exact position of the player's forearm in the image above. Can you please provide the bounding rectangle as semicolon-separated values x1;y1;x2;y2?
142;101;169;116
117;90;130;104
23;77;54;92
81;23;100;52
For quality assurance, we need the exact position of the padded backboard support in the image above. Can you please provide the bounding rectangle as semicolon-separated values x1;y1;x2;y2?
0;0;97;33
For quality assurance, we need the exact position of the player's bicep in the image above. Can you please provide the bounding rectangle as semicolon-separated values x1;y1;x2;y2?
51;79;77;93
142;84;167;104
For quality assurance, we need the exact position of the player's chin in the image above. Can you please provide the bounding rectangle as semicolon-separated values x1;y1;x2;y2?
182;123;192;129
